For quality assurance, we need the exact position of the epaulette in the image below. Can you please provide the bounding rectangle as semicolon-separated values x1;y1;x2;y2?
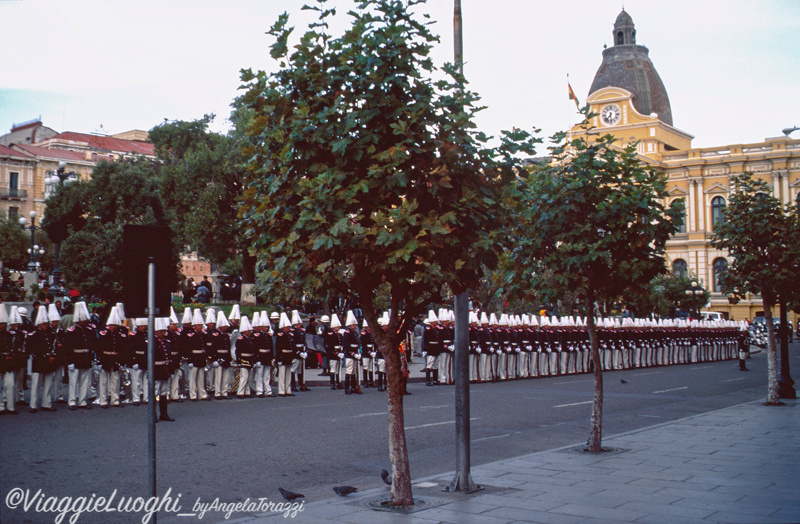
100;330;107;335
238;336;244;340
68;326;76;332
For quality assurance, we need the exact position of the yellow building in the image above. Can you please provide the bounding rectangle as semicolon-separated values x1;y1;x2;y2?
571;10;800;324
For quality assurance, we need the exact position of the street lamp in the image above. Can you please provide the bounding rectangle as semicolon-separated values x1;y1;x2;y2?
18;210;43;273
45;161;78;283
684;279;703;320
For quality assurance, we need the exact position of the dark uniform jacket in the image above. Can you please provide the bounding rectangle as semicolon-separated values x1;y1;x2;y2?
152;335;171;381
27;327;60;374
253;331;274;365
423;325;442;356
342;328;361;360
324;328;343;361
63;323;97;369
96;327;128;372
275;330;295;366
236;333;256;368
128;329;148;370
181;329;206;368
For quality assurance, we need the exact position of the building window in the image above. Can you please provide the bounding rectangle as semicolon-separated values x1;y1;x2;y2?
712;257;728;292
8;206;19;221
711;196;726;228
9;172;19;198
672;259;688;278
673;198;686;233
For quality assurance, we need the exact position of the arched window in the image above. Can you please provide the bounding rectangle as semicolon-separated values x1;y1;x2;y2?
713;258;728;292
616;31;624;45
673;198;686;233
711;196;726;228
672;259;688;278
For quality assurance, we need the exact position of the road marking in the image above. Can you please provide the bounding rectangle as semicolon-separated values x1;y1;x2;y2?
553;400;593;408
406;418;477;430
473;433;512;443
689;366;714;370
553;379;593;385
653;386;688;394
633;371;662;376
722;378;745;383
637;414;674;419
349;411;387;418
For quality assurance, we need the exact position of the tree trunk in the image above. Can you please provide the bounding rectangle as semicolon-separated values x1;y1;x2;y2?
380;337;414;505
585;291;604;452
763;301;781;405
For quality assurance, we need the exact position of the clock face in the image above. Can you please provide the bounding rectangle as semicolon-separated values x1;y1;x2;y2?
600;104;621;126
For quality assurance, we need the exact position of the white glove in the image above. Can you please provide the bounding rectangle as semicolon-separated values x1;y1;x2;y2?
422;352;427;358
370;352;376;358
255;362;262;368
188;363;195;368
300;352;307;359
476;348;482;354
337;353;344;360
132;364;139;370
506;347;512;353
526;345;532;351
213;361;220;368
515;347;521;353
68;364;76;371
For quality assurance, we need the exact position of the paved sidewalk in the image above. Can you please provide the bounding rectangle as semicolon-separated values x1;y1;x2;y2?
241;398;799;524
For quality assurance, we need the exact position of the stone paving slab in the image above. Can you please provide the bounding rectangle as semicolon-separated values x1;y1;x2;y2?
241;399;799;523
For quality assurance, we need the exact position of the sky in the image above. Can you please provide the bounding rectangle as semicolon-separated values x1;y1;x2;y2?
1;0;799;150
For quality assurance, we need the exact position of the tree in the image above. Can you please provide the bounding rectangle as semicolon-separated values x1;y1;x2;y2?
625;274;709;319
150;115;248;275
239;0;538;505
41;159;180;301
0;215;31;272
712;172;800;405
505;132;682;452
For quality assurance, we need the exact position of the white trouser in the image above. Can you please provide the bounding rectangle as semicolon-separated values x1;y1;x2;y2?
437;352;451;384
98;369;120;406
497;351;508;380
213;365;233;398
30;372;55;410
519;352;529;378
491;352;499;380
548;352;558;375
68;367;92;407
345;358;358;376
478;353;490;380
2;371;16;411
425;355;437;370
170;369;182;400
252;364;273;395
237;367;251;396
375;359;385;373
508;352;519;378
187;365;207;400
129;368;148;403
469;354;478;381
278;364;292;395
361;357;374;376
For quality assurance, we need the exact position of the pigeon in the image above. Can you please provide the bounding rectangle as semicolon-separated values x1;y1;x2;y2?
380;469;392;485
620;379;628;384
333;485;358;497
278;488;304;502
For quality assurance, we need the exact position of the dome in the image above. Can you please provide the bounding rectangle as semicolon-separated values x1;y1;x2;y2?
589;10;673;126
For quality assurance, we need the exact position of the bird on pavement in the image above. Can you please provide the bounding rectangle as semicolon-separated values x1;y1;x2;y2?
333;486;358;497
278;488;304;502
380;469;392;485
620;379;628;384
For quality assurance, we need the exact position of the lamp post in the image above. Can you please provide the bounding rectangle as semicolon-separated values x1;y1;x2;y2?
18;210;44;273
45;161;78;284
684;279;701;320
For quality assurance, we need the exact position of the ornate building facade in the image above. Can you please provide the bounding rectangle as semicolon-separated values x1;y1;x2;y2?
571;10;800;322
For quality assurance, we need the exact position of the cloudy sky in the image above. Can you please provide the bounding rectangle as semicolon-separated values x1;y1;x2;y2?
1;0;798;150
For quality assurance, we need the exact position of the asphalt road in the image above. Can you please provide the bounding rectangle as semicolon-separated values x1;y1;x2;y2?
1;346;795;524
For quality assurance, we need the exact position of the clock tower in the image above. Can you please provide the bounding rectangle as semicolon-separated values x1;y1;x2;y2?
573;9;693;162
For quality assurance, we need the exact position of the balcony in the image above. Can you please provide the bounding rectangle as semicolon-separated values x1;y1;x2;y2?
0;188;27;200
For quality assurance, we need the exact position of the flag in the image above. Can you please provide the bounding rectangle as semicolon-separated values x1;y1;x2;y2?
568;83;580;110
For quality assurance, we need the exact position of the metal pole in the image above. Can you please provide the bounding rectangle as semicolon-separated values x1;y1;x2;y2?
778;301;796;399
147;258;158;516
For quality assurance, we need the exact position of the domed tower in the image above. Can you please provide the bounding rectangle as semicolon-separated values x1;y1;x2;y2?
589;9;673;126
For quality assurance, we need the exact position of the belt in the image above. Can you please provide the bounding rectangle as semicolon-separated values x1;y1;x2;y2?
154;361;167;365
74;349;89;353
192;350;204;354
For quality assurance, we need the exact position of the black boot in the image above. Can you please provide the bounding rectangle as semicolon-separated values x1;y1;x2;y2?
432;369;439;385
362;370;370;387
403;376;411;395
344;375;352;395
376;372;384;391
291;374;297;391
336;374;344;389
159;397;174;422
330;372;337;390
369;371;375;388
425;369;432;386
739;359;749;371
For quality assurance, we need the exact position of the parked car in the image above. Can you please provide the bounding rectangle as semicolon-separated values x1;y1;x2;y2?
749;317;794;345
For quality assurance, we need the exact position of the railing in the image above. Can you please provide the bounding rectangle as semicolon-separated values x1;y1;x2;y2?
0;188;27;199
